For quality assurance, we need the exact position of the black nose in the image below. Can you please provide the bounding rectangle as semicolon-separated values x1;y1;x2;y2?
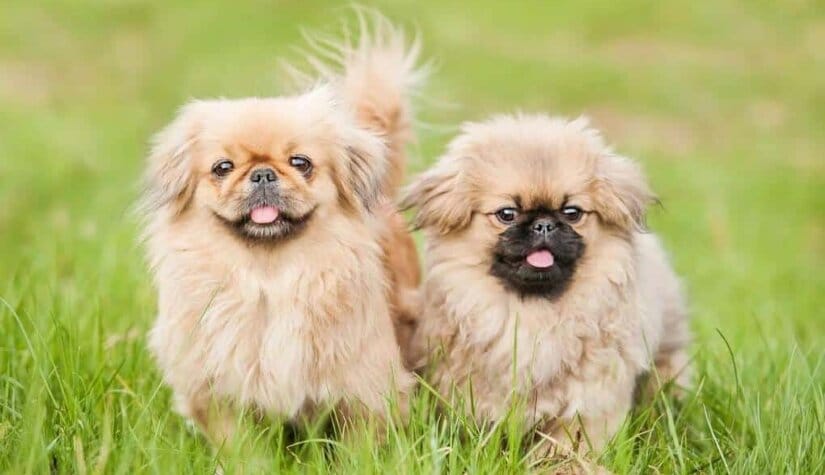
532;218;557;236
250;168;277;183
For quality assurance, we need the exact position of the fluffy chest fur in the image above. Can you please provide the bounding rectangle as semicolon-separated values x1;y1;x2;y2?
420;238;651;423
191;264;363;413
148;213;390;418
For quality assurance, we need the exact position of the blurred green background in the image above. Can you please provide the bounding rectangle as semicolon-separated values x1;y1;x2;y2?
1;1;823;473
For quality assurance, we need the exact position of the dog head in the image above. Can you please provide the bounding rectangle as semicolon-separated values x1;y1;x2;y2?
402;114;656;297
141;87;387;242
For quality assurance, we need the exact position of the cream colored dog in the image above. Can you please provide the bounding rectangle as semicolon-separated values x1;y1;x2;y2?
140;22;422;441
403;114;691;452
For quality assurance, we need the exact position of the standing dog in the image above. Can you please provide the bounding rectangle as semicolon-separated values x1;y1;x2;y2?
403;114;690;452
141;21;422;441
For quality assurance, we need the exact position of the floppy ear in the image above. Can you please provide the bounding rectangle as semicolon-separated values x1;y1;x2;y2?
590;153;657;231
140;102;204;216
335;126;389;211
400;156;474;234
304;85;389;212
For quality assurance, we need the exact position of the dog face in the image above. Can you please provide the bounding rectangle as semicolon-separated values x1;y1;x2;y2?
142;87;386;242
402;114;655;298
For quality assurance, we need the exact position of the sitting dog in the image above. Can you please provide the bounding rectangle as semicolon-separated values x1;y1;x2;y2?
141;19;423;441
403;114;690;452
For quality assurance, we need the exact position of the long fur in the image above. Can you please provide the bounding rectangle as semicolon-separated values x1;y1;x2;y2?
141;18;423;443
403;114;691;453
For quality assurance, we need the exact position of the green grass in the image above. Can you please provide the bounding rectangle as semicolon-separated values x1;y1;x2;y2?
1;0;823;473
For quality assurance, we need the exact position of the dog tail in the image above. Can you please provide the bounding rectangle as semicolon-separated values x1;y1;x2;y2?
340;15;425;197
294;11;427;198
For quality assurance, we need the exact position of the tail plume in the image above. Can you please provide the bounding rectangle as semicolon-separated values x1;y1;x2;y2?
289;10;427;197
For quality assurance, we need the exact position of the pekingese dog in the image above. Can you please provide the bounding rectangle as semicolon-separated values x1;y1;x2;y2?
402;114;691;452
140;21;423;441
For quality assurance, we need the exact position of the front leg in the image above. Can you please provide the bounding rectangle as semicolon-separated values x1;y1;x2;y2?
332;336;414;439
538;373;635;456
556;407;629;454
173;385;238;446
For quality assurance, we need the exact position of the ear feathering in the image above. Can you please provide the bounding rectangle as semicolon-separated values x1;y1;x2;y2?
338;126;389;211
591;151;658;232
301;84;387;211
400;156;474;234
564;115;658;232
138;102;204;217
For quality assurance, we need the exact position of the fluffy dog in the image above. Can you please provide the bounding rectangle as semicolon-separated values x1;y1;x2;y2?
402;114;690;452
140;23;422;441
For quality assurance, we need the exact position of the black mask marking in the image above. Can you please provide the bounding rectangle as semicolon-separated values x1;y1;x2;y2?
489;208;585;298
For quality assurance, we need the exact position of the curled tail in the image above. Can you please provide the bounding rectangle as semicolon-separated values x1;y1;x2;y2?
295;12;426;198
339;16;424;197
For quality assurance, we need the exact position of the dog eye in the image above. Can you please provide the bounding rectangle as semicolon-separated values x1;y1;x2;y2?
495;207;519;224
289;154;312;175
211;159;234;177
561;206;583;223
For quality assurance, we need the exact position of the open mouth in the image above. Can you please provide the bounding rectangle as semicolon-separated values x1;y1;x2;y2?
525;249;554;269
490;246;578;298
249;205;280;224
216;204;315;241
490;224;585;298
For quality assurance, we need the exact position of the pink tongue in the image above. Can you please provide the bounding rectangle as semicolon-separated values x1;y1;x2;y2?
250;206;279;224
526;250;554;268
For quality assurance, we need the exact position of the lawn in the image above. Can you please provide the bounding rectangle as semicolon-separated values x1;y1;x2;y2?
1;1;823;473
